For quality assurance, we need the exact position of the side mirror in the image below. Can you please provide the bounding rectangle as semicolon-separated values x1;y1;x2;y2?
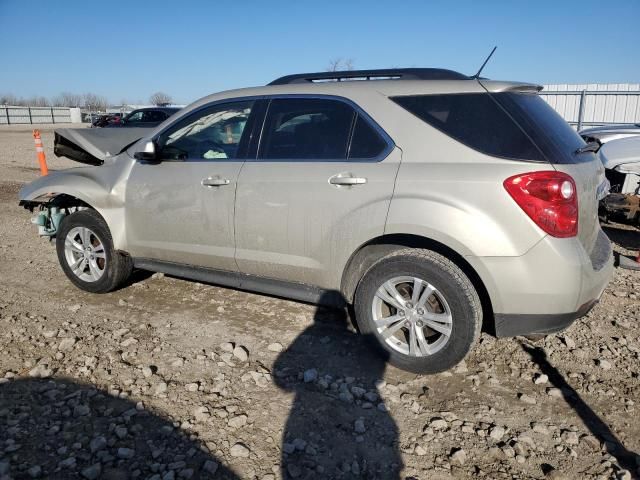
134;141;158;162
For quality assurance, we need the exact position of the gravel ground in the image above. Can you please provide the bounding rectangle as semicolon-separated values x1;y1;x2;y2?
0;125;639;480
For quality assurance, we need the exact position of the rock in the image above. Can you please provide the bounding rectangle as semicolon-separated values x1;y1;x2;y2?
429;417;448;431
354;419;366;433
27;465;42;478
562;336;576;349
115;426;128;439
151;272;165;279
73;404;90;417
90;436;107;453
617;470;632;480
267;342;283;352
229;442;250;457
519;393;537;404
202;460;218;475
450;448;467;465
228;415;248;429
193;406;210;422
185;382;199;392
117;447;135;459
233;345;249;362
154;382;168;395
220;342;234;352
142;366;154;378
561;430;579;446
287;464;302;478
0;461;9;475
597;359;612;370
534;374;549;384
81;464;102;480
489;426;506;441
28;364;52;378
303;369;318;383
580;434;600;450
547;387;563;398
415;445;427;456
58;337;77;352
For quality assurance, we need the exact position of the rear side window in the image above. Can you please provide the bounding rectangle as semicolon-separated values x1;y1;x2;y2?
492;92;587;164
348;114;388;159
391;93;543;161
259;98;355;159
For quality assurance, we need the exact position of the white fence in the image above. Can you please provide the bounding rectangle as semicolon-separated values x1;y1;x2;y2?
541;83;640;130
0;106;73;124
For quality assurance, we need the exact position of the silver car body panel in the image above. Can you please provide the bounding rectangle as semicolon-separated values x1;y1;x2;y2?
55;127;153;161
19;78;612;320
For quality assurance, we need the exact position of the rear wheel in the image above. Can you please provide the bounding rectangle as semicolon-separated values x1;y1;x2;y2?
354;248;482;374
56;209;132;293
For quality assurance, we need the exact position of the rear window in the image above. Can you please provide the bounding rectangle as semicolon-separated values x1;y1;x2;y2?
392;93;588;164
348;114;388;159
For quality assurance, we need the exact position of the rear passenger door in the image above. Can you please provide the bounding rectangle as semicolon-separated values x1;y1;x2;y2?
234;96;401;289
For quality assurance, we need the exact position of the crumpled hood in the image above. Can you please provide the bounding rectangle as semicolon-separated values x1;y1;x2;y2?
599;136;640;174
54;127;152;164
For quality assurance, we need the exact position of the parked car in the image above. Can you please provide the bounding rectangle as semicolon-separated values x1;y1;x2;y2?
107;107;180;128
580;123;640;144
18;68;613;373
92;113;122;128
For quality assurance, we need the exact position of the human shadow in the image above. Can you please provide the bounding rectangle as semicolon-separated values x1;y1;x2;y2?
273;294;402;479
521;343;638;474
0;377;239;479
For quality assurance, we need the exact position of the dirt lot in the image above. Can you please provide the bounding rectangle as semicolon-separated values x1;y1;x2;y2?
0;125;639;480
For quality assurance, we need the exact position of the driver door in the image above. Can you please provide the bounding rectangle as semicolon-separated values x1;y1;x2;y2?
125;99;257;271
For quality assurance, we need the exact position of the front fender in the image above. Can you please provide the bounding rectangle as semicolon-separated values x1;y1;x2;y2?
18;160;132;250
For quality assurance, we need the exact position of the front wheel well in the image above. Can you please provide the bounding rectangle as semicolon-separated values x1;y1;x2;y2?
341;234;495;334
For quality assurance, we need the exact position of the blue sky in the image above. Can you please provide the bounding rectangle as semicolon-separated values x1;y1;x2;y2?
1;0;638;104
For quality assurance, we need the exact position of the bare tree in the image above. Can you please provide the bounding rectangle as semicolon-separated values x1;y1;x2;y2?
0;93;18;105
82;93;108;111
326;58;355;72
149;92;173;106
53;92;83;107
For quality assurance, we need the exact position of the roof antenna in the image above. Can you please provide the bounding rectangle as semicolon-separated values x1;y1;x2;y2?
472;46;497;79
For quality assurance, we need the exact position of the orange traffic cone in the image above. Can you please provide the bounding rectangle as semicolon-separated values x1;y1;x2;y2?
32;129;49;176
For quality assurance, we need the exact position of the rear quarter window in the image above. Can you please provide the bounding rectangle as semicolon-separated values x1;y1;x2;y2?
391;93;544;161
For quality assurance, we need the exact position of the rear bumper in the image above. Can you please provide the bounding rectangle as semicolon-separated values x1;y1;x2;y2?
467;229;613;337
494;299;598;337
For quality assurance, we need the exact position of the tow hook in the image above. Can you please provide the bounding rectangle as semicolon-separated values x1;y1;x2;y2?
31;206;66;237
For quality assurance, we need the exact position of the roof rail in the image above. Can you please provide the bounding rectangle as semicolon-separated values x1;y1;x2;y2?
268;68;470;85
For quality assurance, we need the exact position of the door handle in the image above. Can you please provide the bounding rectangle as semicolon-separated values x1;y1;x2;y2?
329;174;367;186
202;177;230;187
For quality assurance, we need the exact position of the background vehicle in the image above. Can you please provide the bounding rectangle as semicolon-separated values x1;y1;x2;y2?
580;123;640;144
598;136;640;225
18;68;613;373
107;107;180;128
92;113;122;128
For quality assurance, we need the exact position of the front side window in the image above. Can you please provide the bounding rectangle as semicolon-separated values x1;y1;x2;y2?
125;111;144;123
259;98;355;159
158;101;253;161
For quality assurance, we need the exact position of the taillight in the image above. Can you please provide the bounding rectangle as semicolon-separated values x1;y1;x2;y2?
503;171;578;238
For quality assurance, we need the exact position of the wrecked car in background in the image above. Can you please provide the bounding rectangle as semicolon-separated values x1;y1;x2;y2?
597;136;640;226
580;123;640;144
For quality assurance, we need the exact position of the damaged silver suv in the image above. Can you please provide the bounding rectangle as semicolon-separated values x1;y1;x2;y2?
19;68;613;373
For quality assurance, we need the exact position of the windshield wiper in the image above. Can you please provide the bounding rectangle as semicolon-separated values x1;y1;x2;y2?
575;141;601;155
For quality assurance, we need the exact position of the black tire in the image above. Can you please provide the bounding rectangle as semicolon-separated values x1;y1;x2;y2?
354;248;482;374
56;209;132;293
